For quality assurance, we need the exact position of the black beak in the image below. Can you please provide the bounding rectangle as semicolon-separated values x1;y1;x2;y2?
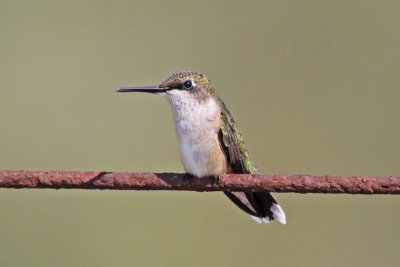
116;86;169;93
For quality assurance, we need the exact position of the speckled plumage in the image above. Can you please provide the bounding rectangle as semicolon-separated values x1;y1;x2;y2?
160;71;215;94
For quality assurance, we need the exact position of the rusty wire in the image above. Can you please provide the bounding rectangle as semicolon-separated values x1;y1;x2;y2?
0;170;399;194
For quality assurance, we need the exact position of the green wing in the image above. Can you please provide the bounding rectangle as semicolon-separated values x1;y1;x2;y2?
217;97;284;223
217;97;258;174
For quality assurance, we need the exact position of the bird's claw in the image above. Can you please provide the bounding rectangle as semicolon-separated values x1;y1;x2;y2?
183;173;195;186
211;176;220;186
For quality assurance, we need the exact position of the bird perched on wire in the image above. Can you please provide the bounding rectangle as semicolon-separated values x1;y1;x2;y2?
117;71;286;224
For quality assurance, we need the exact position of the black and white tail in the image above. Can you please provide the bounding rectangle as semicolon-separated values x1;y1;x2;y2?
224;192;286;224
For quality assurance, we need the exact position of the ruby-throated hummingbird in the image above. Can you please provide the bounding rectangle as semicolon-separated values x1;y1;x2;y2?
117;71;286;224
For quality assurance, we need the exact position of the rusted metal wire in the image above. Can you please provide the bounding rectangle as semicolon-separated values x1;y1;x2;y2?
0;170;399;194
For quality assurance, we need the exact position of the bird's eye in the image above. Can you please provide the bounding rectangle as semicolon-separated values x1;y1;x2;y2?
183;80;194;89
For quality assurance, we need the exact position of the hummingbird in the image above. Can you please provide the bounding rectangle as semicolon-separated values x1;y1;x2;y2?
117;71;286;224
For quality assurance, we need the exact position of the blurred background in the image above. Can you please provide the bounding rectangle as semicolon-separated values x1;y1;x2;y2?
1;1;399;266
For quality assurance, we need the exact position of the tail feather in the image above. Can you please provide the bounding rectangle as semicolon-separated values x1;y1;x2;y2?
224;192;286;224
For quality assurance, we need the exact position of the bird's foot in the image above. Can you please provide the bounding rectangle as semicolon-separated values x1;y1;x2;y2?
183;173;195;186
211;175;220;186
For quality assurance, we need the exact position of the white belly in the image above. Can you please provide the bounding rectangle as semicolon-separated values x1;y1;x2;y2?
179;134;224;177
170;97;227;177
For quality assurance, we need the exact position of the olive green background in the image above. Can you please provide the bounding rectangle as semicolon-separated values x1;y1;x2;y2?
1;1;399;266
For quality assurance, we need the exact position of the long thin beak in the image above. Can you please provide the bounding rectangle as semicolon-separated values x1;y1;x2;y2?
116;85;167;93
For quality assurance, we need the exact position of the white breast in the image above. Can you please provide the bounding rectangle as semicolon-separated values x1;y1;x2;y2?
166;94;227;177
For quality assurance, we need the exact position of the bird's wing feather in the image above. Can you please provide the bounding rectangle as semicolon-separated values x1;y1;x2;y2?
217;97;258;174
217;97;280;222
